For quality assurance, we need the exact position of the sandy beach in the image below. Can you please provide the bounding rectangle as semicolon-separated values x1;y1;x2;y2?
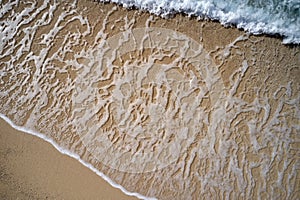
0;0;299;199
0;118;137;200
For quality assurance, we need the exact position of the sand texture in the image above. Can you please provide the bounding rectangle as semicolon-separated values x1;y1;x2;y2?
0;0;299;199
0;118;137;199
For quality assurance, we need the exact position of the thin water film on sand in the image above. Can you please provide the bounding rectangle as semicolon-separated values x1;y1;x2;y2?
0;0;299;199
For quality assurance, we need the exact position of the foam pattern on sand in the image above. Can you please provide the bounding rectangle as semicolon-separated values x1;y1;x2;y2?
0;0;299;199
99;0;300;44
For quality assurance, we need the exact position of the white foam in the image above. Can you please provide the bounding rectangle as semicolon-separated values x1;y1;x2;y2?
99;0;300;44
0;114;157;200
1;0;299;198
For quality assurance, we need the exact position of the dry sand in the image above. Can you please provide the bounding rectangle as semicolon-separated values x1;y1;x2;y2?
0;118;137;200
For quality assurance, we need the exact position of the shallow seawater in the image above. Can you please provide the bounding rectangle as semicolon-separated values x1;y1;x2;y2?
0;0;299;199
101;0;300;44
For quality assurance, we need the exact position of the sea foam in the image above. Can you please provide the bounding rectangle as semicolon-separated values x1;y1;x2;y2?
0;114;156;200
0;0;299;199
99;0;300;44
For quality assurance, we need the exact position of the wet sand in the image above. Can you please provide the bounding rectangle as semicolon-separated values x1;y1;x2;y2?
0;118;137;200
0;0;299;199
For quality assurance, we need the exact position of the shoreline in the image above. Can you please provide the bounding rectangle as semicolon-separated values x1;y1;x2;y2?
0;0;299;199
0;116;139;200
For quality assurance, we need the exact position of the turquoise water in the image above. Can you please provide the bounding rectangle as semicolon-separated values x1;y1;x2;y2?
103;0;300;44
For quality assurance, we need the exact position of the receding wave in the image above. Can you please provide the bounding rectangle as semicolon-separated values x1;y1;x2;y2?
101;0;300;44
0;0;299;199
